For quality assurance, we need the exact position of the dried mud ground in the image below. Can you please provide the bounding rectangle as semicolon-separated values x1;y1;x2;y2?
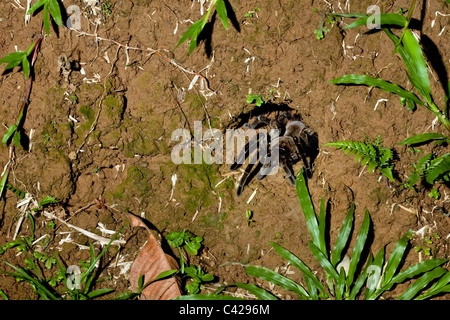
0;0;449;300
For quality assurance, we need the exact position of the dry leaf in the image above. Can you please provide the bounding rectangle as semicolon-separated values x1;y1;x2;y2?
129;214;182;300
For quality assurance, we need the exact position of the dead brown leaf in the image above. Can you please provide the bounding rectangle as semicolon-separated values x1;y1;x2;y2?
128;213;182;300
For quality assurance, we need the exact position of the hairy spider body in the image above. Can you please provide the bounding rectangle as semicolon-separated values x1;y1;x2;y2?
231;111;317;196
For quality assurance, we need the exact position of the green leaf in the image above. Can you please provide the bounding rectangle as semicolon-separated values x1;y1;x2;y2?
416;270;450;300
318;197;327;257
346;210;371;289
2;124;18;145
425;154;450;184
383;28;431;103
48;0;62;26
235;283;278;300
381;230;413;288
296;168;321;251
398;267;448;300
43;5;50;35
341;13;407;30
87;288;114;299
331;202;354;267
176;20;205;54
398;133;449;145
0;51;27;69
245;265;309;298
12;131;21;148
38;196;59;208
329;74;424;106
215;0;229;30
0;168;9;199
270;241;327;294
309;241;339;282
27;0;46;15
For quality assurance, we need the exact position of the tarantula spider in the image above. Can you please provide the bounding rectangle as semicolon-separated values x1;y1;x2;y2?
230;111;317;196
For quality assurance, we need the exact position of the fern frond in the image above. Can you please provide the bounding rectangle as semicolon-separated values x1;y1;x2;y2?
324;140;394;181
425;153;450;184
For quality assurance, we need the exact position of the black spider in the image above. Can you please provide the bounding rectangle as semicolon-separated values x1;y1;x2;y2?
230;111;317;196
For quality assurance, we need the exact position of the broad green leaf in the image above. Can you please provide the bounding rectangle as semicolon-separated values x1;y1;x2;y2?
245;265;309;298
43;5;50;35
2;124;18;145
296;168;321;250
271;241;327;293
383;28;431;103
215;0;229;30
381;230;413;288
176;20;205;54
235;283;278;300
27;0;46;15
87;288;114;299
398;267;448;300
0;51;27;68
346;210;370;289
349;253;373;300
309;241;339;281
22;56;30;79
341;13;407;30
398;133;449;145
12;131;21;148
48;0;62;26
331;203;354;267
329;74;424;106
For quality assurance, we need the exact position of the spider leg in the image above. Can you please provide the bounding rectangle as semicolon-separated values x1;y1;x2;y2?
236;161;261;197
230;132;261;171
281;162;296;186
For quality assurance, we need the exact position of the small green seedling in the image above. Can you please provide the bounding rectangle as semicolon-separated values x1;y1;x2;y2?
428;188;440;200
244;7;260;18
247;94;266;107
26;0;62;35
175;0;229;54
246;209;254;227
164;231;213;294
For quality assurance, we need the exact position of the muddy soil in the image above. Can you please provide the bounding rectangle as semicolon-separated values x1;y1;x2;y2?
0;0;448;300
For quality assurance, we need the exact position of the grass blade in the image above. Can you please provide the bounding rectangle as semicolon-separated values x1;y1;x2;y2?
2;124;18;145
245;265;309;298
387;258;447;291
318;197;327;257
329;74;424;106
331;202;354;267
383;28;431;103
346;210;371;289
87;288;114;299
215;0;229;30
381;230;412;288
296;168;321;251
416;271;450;300
235;283;278;300
398;267;448;300
398;133;449;145
341;13;406;30
270;241;327;293
48;0;62;26
309;241;339;282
